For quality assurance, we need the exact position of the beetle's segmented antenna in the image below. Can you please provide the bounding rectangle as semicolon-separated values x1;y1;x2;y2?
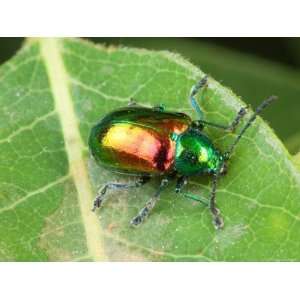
224;96;277;160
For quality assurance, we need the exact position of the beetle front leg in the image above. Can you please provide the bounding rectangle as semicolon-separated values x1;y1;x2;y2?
130;177;170;226
209;173;224;229
192;106;248;133
175;176;209;206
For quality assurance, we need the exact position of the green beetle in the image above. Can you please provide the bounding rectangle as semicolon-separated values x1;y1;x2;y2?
89;76;276;229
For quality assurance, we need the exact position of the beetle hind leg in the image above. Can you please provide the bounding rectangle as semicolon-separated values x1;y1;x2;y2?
92;176;150;212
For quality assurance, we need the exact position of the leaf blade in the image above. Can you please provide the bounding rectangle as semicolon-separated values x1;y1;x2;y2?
40;38;107;261
0;37;300;261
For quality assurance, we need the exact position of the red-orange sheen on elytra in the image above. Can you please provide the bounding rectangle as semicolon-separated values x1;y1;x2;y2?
89;107;191;175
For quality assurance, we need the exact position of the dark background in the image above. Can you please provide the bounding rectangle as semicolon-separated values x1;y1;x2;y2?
1;37;299;154
1;38;300;69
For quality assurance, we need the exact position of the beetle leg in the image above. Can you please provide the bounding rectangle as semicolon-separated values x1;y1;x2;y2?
189;75;208;119
179;174;224;229
175;176;209;206
128;98;138;106
179;191;209;206
130;177;170;226
153;104;165;112
92;176;150;212
179;175;223;228
192;106;248;132
209;173;224;230
175;175;188;193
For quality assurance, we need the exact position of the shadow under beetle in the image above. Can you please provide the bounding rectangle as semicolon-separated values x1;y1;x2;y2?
89;76;276;229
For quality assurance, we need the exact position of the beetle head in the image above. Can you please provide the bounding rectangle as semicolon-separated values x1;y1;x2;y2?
174;129;225;176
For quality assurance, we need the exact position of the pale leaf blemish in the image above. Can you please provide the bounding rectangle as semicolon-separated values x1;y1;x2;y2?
215;224;248;250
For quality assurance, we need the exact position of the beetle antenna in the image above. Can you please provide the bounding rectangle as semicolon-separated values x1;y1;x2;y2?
224;96;277;160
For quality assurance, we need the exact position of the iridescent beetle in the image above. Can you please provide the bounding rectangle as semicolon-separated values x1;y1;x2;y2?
89;76;276;229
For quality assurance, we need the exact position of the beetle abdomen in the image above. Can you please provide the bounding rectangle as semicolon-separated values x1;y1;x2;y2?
89;107;191;175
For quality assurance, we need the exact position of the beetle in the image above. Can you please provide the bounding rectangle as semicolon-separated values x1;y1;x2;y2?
89;75;276;229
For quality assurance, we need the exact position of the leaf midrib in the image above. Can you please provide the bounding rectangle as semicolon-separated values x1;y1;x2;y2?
39;38;107;261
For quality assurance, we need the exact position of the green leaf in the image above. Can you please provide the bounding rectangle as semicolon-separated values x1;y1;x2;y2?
1;38;300;261
293;152;300;172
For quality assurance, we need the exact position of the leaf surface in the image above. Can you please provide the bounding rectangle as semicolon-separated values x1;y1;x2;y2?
0;38;300;261
293;152;300;172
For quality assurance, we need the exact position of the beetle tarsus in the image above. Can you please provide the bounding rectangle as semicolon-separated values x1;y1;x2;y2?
130;217;141;226
191;75;208;97
213;216;224;230
211;207;224;230
130;209;148;226
92;195;103;212
128;98;137;106
227;106;248;132
131;204;151;226
175;176;188;193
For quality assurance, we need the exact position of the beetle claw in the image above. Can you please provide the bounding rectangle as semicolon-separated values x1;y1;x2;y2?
213;215;224;230
130;216;142;226
92;196;103;212
211;207;224;230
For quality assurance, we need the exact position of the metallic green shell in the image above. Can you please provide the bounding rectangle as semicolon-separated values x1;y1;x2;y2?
174;129;223;176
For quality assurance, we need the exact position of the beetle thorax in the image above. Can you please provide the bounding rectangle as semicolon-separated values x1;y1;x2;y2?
173;129;223;176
